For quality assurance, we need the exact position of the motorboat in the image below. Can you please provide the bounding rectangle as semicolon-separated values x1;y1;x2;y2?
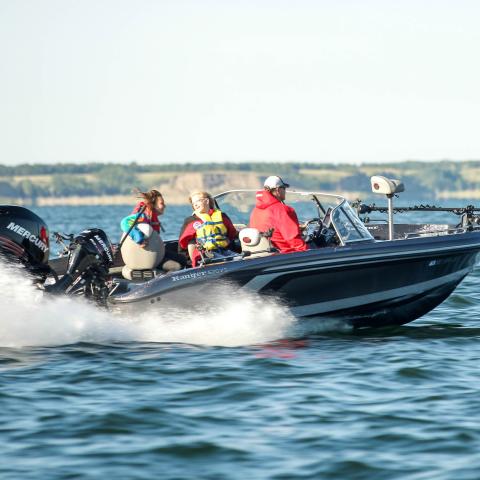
1;175;480;329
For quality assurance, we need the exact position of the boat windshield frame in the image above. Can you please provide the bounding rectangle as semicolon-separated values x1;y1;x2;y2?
214;189;374;246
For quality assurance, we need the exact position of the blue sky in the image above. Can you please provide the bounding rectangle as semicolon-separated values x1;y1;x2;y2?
1;0;479;165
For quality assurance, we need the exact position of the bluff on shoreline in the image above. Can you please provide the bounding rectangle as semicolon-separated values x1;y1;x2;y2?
1;160;480;205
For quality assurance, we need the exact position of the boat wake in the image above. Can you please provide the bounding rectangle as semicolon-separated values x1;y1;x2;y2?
0;262;297;348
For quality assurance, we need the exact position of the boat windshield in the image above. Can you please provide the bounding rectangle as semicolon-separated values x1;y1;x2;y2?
330;200;374;244
214;190;374;246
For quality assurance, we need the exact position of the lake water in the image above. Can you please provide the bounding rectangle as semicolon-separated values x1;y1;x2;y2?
1;203;480;480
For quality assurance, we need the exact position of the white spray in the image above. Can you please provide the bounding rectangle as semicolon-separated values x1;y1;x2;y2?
0;261;297;348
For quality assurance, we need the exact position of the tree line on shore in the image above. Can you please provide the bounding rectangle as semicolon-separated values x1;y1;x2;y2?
0;160;479;200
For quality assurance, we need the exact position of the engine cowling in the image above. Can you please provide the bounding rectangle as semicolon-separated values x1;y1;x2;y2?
0;205;50;275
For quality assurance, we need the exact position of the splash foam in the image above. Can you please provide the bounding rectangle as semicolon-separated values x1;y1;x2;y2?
0;262;296;348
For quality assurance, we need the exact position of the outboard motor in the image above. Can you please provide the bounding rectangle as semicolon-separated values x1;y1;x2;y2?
0;205;51;281
46;228;114;305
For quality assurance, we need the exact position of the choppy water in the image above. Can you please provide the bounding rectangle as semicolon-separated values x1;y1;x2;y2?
1;204;480;480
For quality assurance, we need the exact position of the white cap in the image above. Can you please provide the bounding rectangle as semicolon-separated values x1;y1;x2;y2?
263;176;290;189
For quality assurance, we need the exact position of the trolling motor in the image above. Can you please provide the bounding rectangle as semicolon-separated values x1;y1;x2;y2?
354;175;480;233
370;176;405;240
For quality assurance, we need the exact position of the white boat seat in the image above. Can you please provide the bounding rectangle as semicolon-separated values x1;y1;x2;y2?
121;260;182;281
120;228;165;279
239;228;274;257
121;266;158;281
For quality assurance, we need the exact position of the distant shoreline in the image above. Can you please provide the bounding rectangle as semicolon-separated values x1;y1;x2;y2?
3;189;480;207
2;161;480;205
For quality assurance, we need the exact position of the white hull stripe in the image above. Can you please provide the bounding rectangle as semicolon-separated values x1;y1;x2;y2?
262;242;480;274
243;248;477;291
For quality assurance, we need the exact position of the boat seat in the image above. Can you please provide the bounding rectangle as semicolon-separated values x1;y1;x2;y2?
239;228;275;257
120;228;165;280
121;266;158;281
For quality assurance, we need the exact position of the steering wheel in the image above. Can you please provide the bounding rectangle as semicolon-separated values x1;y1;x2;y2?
303;217;338;247
302;218;322;243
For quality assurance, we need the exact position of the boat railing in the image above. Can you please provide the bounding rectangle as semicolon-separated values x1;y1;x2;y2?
404;227;467;239
403;224;480;239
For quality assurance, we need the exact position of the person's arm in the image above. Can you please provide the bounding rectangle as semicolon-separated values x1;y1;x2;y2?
178;217;203;266
178;219;197;250
187;244;198;264
120;214;145;244
287;236;308;251
276;207;307;251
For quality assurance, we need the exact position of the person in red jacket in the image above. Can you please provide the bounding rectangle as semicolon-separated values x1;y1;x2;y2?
178;191;238;267
249;176;308;253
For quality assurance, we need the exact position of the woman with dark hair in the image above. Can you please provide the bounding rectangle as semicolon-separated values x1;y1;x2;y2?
121;189;186;271
121;189;165;247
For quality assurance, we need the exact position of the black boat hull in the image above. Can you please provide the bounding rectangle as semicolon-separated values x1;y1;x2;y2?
108;231;480;328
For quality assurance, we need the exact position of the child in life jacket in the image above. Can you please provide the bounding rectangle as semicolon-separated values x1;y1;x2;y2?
178;191;238;267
